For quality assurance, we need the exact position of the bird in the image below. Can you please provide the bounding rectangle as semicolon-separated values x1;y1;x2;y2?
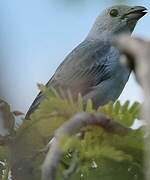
25;5;147;119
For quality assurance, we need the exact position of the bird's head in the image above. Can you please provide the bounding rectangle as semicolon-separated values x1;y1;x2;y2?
88;5;147;38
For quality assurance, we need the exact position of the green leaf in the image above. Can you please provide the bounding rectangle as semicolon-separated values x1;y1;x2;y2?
8;85;144;180
77;93;84;111
86;99;94;113
98;101;141;127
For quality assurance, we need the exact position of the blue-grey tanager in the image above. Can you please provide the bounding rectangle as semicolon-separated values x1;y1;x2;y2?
26;5;147;119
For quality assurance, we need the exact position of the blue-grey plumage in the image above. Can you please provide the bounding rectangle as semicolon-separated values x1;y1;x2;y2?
25;5;147;119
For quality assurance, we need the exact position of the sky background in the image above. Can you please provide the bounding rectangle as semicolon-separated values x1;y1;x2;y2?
0;0;149;113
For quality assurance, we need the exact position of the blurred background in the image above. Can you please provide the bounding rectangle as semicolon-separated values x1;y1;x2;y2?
0;0;149;113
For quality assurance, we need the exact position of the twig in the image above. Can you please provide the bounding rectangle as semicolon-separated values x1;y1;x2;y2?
42;112;130;180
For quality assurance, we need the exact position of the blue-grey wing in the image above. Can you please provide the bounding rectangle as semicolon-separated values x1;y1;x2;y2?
26;39;116;119
48;40;114;94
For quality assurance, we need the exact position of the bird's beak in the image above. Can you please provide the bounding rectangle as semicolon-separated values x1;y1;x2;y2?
122;6;147;21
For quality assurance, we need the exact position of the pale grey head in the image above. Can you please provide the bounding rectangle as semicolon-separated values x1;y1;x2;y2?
88;5;147;38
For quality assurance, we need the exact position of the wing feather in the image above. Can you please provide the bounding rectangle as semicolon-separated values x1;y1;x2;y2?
25;39;114;119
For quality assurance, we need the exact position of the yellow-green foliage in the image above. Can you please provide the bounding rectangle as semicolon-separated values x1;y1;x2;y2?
98;101;140;127
0;85;145;180
0;146;9;180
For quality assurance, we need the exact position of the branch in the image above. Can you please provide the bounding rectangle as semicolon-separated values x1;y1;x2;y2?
115;35;150;180
42;112;130;180
114;36;150;85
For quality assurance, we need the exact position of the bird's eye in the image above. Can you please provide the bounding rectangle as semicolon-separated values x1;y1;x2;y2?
109;9;119;17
